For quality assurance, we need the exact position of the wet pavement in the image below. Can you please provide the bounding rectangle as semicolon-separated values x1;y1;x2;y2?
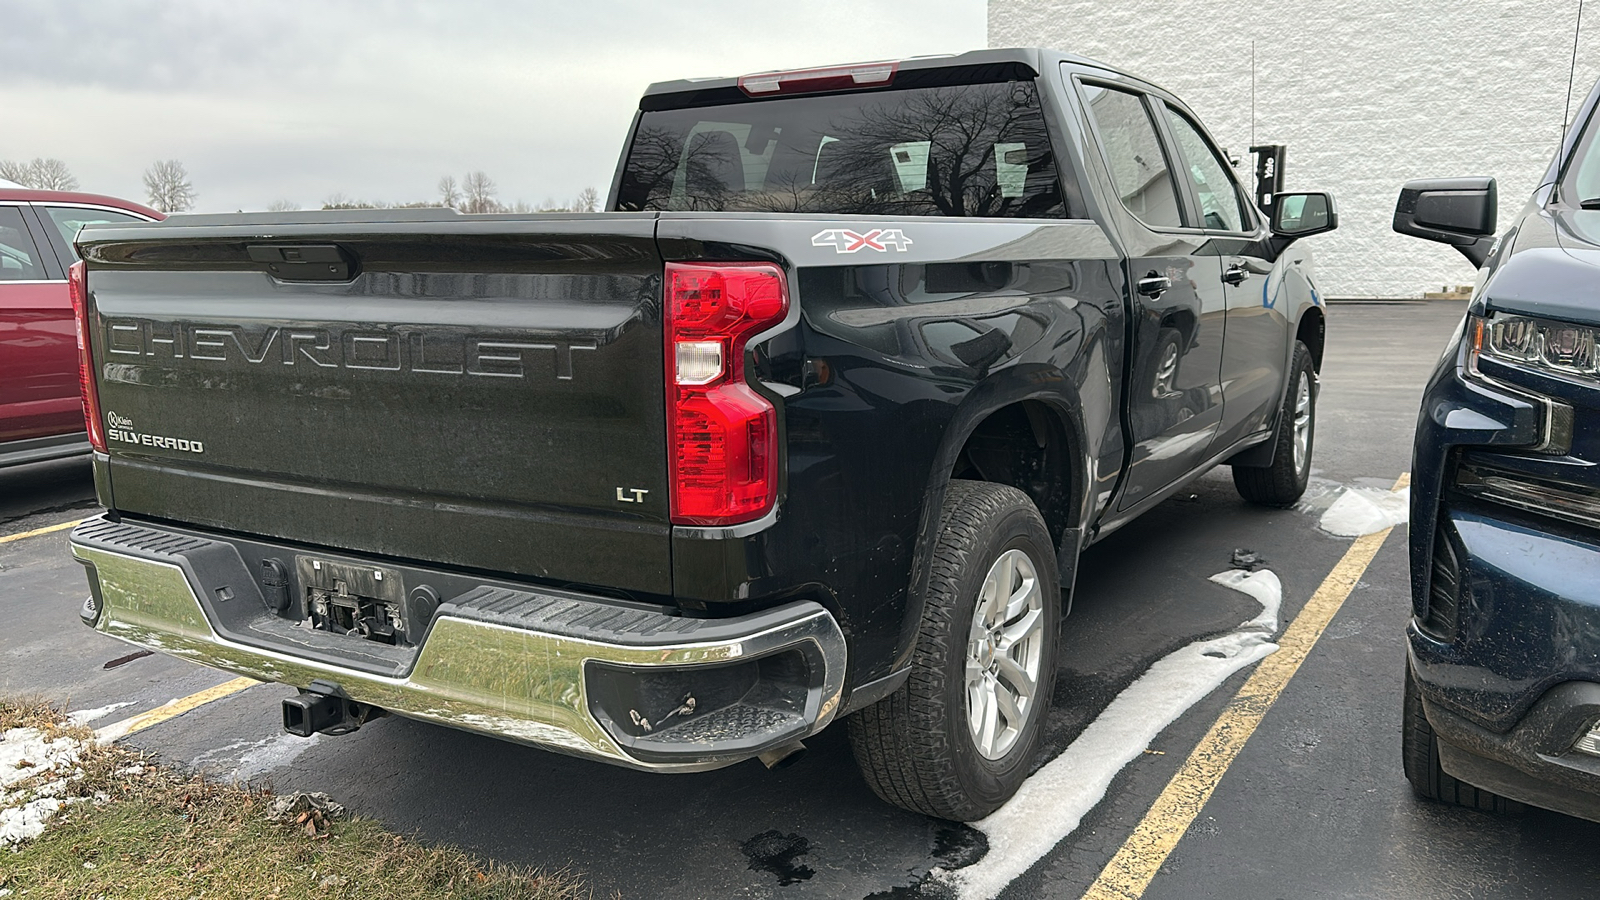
8;300;1597;899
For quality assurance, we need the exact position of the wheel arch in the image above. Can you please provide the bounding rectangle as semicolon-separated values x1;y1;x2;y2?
1297;304;1326;372
889;369;1092;676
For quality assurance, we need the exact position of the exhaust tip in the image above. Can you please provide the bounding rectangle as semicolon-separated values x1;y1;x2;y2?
758;741;807;770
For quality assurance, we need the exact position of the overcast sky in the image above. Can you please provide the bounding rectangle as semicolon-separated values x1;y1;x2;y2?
1;0;985;212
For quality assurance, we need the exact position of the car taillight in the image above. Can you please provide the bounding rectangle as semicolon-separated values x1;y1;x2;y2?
665;262;788;526
69;261;106;454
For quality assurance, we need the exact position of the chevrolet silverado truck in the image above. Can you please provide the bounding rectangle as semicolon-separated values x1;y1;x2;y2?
67;49;1336;820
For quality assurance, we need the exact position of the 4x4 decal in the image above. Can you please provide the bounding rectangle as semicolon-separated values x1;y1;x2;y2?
811;228;913;253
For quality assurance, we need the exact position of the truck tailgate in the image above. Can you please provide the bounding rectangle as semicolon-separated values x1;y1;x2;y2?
78;213;672;596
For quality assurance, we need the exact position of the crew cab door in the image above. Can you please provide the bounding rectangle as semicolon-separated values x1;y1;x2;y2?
0;203;75;442
1073;76;1226;511
1160;104;1291;451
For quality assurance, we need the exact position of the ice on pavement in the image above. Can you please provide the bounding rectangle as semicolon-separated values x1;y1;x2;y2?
0;726;88;847
231;733;322;782
942;568;1284;899
1319;486;1409;537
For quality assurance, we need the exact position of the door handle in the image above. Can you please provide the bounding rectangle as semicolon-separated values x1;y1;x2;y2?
1223;264;1248;286
1137;274;1171;298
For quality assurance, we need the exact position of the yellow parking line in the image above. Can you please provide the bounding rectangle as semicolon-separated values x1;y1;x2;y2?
0;517;91;545
1083;473;1410;899
95;676;259;743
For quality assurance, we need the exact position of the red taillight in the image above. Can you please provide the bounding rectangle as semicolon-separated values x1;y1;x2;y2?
665;262;788;526
69;261;106;454
737;61;898;96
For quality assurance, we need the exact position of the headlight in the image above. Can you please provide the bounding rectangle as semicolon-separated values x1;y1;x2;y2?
1465;314;1578;454
1472;313;1600;379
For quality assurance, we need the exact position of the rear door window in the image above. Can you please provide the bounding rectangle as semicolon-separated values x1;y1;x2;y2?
618;79;1071;218
41;206;145;260
1078;83;1184;230
0;207;47;281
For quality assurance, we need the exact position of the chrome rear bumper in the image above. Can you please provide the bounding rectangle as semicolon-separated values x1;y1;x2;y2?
70;517;846;772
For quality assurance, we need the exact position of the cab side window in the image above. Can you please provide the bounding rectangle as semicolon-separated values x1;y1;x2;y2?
1162;107;1248;232
1079;83;1183;229
0;207;47;281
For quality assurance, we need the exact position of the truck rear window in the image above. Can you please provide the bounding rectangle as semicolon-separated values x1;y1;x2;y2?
617;80;1071;218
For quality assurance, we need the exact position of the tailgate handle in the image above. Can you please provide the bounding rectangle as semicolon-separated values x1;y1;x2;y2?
247;244;355;282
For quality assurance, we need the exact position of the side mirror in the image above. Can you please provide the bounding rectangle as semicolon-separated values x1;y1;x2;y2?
1271;192;1338;238
1393;177;1497;267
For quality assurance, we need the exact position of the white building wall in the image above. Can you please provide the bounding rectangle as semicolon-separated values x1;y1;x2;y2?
989;0;1600;297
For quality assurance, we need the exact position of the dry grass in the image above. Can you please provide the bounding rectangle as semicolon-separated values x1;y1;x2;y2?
1;698;589;899
0;696;84;738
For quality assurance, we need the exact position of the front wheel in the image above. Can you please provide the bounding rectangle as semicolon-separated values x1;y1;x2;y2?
1402;661;1521;814
1233;340;1316;507
848;480;1060;821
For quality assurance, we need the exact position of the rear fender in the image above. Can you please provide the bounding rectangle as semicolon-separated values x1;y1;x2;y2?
893;368;1092;675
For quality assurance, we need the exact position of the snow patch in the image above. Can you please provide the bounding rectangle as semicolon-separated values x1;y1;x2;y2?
940;569;1284;899
66;702;133;726
0;726;88;848
1319;486;1409;537
1209;569;1282;634
0;797;67;847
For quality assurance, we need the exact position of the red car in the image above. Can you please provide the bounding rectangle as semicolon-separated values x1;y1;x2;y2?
0;188;162;467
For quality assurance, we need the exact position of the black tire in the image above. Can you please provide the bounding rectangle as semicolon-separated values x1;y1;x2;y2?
1402;661;1521;814
848;479;1061;821
1233;340;1316;507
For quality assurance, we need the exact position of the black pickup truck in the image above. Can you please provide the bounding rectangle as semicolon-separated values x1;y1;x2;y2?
67;48;1335;820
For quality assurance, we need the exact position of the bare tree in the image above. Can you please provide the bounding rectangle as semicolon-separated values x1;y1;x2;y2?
437;175;461;210
572;186;600;212
30;158;79;191
461;171;498;214
266;200;300;212
0;158;79;190
322;193;378;210
143;160;195;212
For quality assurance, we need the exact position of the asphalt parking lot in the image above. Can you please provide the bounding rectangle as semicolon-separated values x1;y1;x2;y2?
7;299;1600;899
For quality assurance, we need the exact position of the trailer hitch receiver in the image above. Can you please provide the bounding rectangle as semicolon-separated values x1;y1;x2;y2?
282;679;383;737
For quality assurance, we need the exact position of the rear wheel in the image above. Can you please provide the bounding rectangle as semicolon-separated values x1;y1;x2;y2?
849;479;1060;821
1402;661;1521;814
1233;340;1316;507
